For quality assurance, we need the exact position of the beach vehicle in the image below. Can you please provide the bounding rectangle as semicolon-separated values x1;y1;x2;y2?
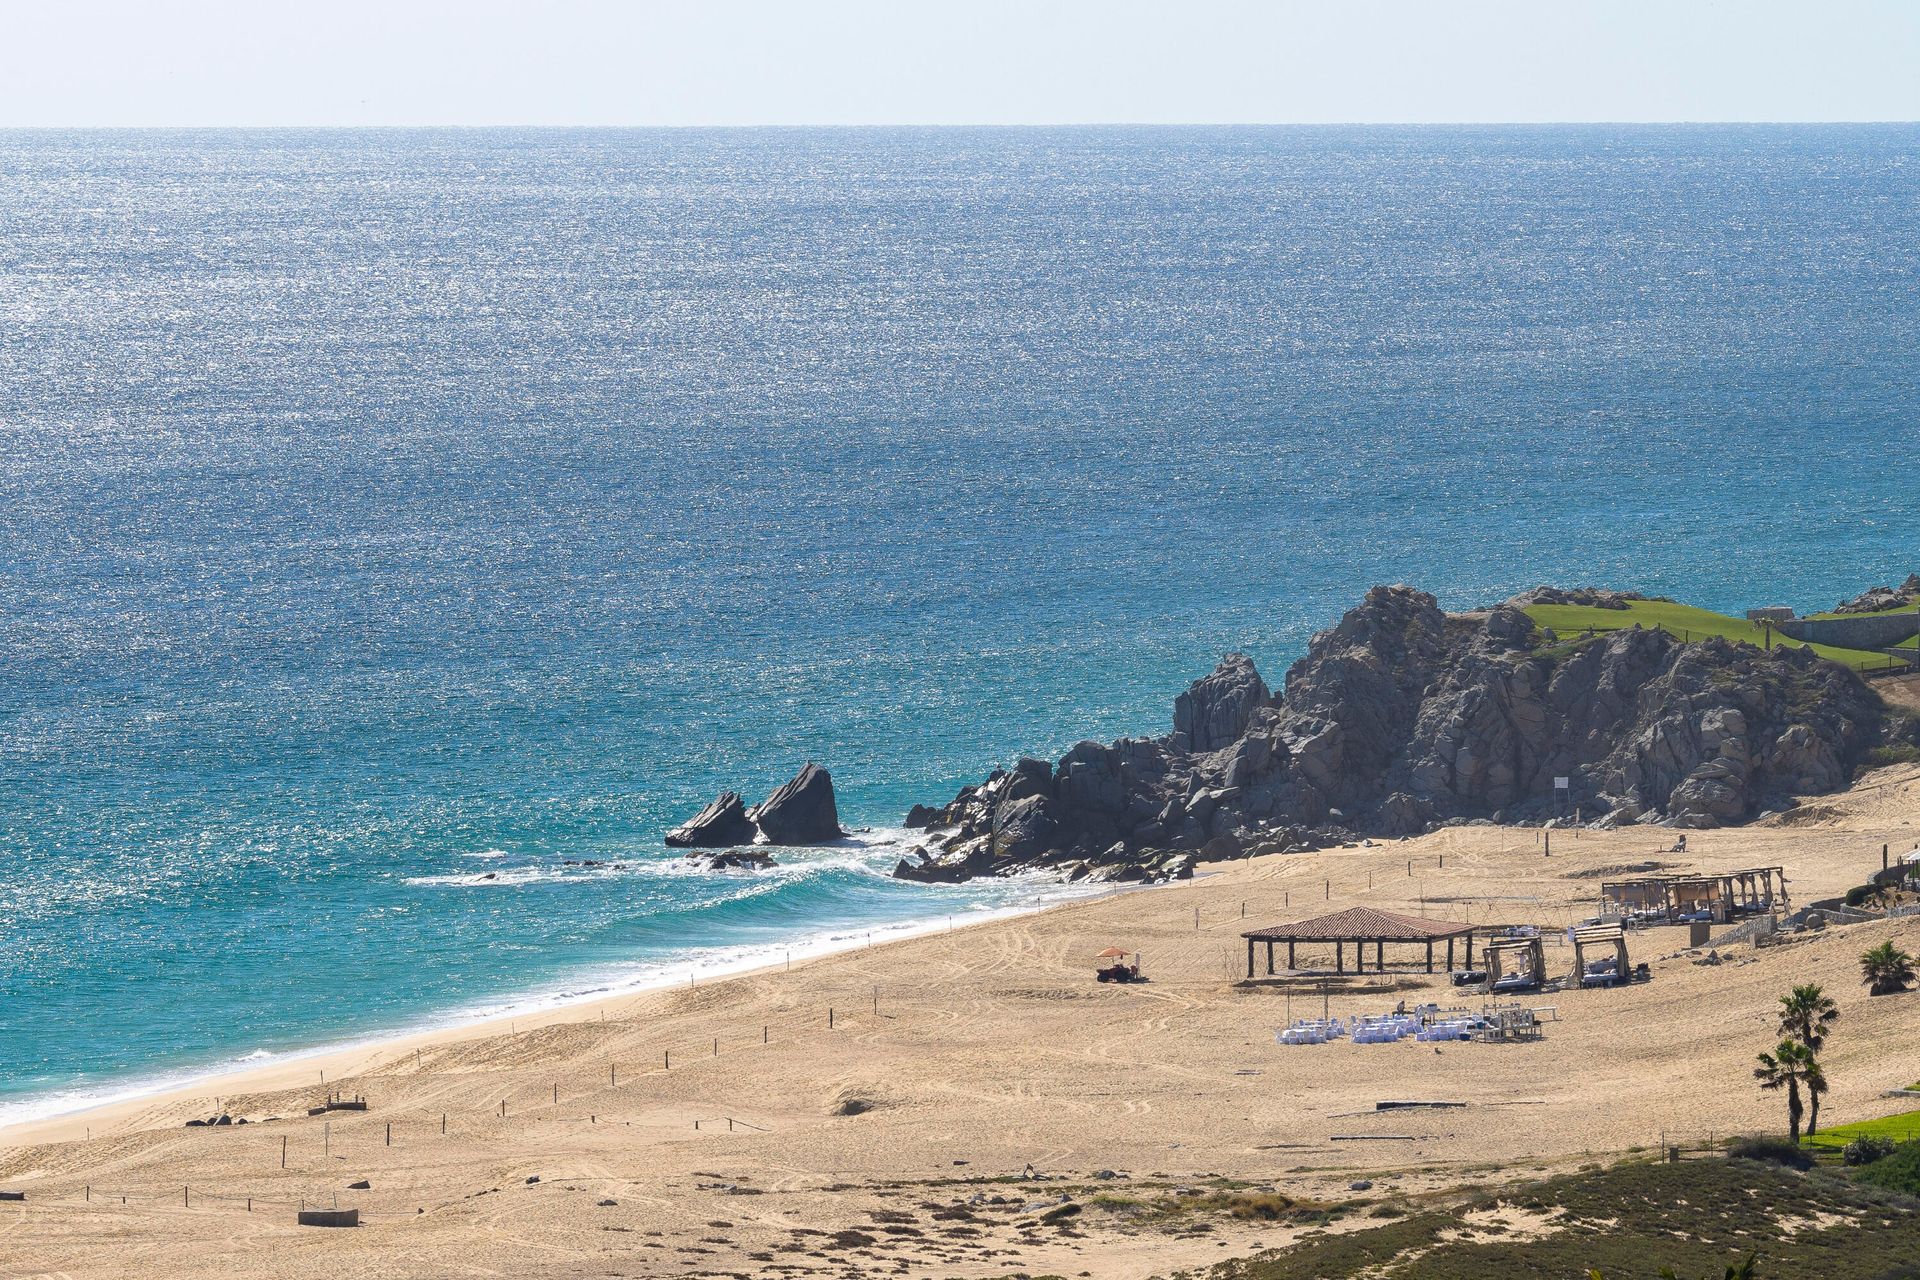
1095;946;1144;983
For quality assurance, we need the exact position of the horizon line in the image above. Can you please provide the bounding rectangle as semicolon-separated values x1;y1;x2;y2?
4;119;1920;132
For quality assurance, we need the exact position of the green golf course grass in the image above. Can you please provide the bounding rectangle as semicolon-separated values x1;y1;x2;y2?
1805;1107;1920;1153
1521;600;1904;673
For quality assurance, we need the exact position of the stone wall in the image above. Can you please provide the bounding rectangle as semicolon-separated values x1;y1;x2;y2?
1777;611;1920;649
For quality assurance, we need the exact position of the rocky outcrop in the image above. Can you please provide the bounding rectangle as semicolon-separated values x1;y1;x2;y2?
1503;586;1653;610
1831;574;1920;614
664;791;756;848
664;764;845;848
894;585;1892;882
685;848;778;871
1171;652;1268;752
749;762;845;844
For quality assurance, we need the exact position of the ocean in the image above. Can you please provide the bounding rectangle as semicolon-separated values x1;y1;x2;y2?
3;125;1918;1123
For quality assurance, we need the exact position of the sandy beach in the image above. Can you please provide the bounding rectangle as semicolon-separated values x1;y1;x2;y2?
6;769;1920;1279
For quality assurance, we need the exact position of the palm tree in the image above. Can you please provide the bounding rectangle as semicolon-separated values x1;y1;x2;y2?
1777;983;1839;1134
1803;1054;1829;1139
1861;941;1917;996
1777;983;1838;1050
1755;1039;1819;1143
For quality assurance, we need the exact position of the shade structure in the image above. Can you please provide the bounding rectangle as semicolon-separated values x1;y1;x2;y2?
1239;905;1475;978
1095;947;1130;959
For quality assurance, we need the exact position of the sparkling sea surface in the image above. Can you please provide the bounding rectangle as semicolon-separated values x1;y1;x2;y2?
2;125;1918;1120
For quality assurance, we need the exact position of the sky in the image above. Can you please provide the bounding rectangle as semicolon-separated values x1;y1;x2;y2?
2;0;1918;128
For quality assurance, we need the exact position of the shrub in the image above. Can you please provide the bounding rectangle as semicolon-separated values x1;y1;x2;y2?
1865;743;1920;768
1726;1135;1814;1170
1845;884;1877;908
1854;1141;1920;1197
1845;1136;1900;1166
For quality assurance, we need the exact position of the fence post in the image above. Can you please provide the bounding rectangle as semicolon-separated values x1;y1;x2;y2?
281;1136;287;1168
386;1122;392;1147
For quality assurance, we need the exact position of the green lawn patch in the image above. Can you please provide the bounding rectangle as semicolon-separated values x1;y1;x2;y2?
1522;601;1902;673
1805;1108;1920;1152
1206;1157;1920;1280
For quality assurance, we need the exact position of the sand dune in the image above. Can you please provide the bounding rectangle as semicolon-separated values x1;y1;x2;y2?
4;771;1920;1278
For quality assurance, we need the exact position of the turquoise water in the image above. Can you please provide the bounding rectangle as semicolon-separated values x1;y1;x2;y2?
4;126;1919;1121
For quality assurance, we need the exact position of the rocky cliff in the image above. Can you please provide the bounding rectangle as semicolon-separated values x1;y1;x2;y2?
893;586;1894;885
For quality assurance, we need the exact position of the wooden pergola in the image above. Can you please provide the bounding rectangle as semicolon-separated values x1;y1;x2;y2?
1600;866;1789;924
1241;905;1476;978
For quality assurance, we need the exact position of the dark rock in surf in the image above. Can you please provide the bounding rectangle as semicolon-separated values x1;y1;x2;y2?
749;762;846;845
664;791;757;848
686;848;778;871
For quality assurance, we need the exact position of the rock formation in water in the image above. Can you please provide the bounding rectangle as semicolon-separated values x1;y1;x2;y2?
894;586;1894;884
684;848;779;871
664;791;757;848
665;762;845;849
749;761;845;844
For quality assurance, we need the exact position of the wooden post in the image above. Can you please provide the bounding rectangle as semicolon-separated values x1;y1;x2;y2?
610;1063;616;1086
281;1136;287;1168
553;1082;558;1103
1334;941;1343;973
1246;937;1255;978
763;1025;768;1044
1193;906;1199;930
441;1113;447;1135
1447;936;1455;970
1324;879;1329;899
499;1099;505;1118
1376;940;1385;971
1425;940;1434;973
664;1049;671;1070
385;1122;391;1147
1287;940;1294;970
712;1038;718;1057
828;1007;834;1029
184;1185;189;1208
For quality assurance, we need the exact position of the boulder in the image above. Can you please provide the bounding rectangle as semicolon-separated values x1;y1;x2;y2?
990;794;1058;863
665;791;756;848
687;848;778;871
748;763;845;845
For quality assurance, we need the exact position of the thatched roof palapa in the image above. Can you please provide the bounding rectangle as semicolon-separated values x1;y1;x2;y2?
1240;905;1473;943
